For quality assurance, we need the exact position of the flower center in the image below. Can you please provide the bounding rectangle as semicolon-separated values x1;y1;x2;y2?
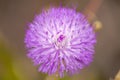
54;34;66;49
57;35;65;42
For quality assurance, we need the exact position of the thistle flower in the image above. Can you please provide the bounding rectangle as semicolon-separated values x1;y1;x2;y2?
24;7;96;77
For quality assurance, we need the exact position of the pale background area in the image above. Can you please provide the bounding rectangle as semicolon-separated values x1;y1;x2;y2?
0;0;120;80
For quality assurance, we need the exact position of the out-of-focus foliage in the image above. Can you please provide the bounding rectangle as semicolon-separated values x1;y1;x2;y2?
0;35;19;80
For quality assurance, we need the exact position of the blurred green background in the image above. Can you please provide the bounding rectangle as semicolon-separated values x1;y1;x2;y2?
0;0;120;80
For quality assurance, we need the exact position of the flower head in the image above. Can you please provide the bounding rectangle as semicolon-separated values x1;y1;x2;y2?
24;7;96;77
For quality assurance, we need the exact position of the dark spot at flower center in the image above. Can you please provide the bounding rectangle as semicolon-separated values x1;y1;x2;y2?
57;35;65;42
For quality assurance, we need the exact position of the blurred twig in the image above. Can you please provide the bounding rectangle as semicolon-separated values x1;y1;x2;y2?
83;0;104;21
115;70;120;80
83;0;104;31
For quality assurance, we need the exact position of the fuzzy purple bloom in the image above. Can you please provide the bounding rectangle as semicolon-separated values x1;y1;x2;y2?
24;7;96;77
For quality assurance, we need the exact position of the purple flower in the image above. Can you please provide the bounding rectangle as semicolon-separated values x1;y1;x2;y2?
24;7;96;77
